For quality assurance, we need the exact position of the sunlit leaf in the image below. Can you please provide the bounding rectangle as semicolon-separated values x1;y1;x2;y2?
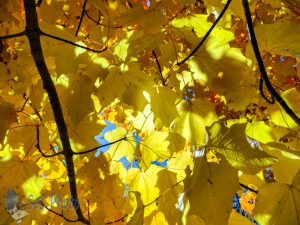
207;121;278;173
253;169;300;225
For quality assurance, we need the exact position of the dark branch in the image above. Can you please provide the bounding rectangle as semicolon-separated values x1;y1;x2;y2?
73;137;127;155
41;31;107;53
242;0;300;126
152;49;166;86
0;31;26;40
23;0;89;223
239;182;258;194
75;0;88;36
35;126;63;158
177;0;232;65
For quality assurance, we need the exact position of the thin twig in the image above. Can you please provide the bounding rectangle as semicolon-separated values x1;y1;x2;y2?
242;0;300;126
177;0;232;65
15;97;29;113
75;0;88;36
105;214;127;224
73;137;127;155
152;49;166;86
39;201;80;222
0;31;26;40
41;31;107;53
35;126;63;158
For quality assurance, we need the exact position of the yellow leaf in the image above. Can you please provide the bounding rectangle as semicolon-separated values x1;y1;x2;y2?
207;121;278;173
95;66;127;109
264;142;300;184
140;131;170;168
114;39;129;61
281;87;300;115
22;175;44;199
0;157;40;222
171;14;211;39
173;98;218;145
167;150;193;181
125;166;160;205
184;155;239;225
156;169;183;225
0;100;17;143
66;75;96;126
104;127;136;161
149;87;179;126
245;121;278;144
254;20;300;56
68;113;106;150
253;169;300;225
228;210;255;225
128;192;144;225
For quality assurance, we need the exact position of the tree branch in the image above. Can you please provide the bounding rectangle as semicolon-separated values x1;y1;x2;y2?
75;0;88;36
239;182;258;194
39;201;80;223
152;49;166;86
35;126;63;158
41;31;107;53
0;31;26;40
242;0;300;126
177;0;232;66
73;137;127;155
23;0;89;223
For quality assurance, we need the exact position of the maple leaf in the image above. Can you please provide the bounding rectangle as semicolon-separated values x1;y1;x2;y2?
207;121;278;173
0;100;17;143
1;0;300;224
183;154;239;225
252;169;300;225
173;98;218;145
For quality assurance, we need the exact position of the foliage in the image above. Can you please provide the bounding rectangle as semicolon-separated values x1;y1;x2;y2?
0;0;300;224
